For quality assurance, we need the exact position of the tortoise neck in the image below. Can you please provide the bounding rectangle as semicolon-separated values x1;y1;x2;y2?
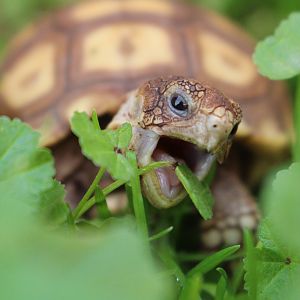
108;90;143;129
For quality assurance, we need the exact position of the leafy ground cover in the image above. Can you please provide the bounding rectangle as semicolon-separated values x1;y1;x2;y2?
0;111;239;300
1;1;300;300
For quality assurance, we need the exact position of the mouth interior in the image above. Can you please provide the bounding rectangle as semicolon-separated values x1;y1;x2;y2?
151;137;215;199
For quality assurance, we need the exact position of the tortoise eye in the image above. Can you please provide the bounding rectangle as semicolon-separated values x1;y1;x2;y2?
229;123;239;138
169;93;188;116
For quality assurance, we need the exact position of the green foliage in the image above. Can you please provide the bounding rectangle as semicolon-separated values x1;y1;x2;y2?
178;246;239;299
72;167;106;220
247;12;300;298
254;12;300;161
244;163;300;300
2;3;300;298
0;220;174;300
0;117;54;224
256;221;300;300
265;163;300;254
37;180;70;226
244;230;257;299
0;0;71;58
0;116;175;300
149;226;174;242
254;13;300;80
187;245;240;278
0;114;240;300
176;163;213;220
178;275;202;300
127;150;148;238
191;0;300;39
71;112;133;181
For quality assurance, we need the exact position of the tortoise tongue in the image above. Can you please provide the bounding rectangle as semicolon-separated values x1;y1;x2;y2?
152;149;183;198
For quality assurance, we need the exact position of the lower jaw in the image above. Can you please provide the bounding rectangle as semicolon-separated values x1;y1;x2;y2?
141;172;187;209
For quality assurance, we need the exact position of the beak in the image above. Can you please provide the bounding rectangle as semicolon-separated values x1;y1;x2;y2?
215;140;233;164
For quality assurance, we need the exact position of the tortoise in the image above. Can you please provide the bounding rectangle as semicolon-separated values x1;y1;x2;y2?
0;0;292;248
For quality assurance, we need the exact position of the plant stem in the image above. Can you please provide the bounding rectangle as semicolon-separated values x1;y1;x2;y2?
72;166;106;220
76;178;126;219
293;75;300;162
74;162;171;219
130;173;148;238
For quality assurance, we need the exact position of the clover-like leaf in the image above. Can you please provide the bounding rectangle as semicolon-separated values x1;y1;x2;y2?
37;180;70;226
255;220;300;300
71;112;133;181
0;117;54;223
244;163;300;300
266;163;300;258
253;12;300;80
105;122;132;149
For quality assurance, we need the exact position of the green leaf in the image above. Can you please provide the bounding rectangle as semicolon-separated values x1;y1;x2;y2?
71;112;133;181
91;110;101;131
253;12;300;80
0;220;174;300
255;220;300;300
0;117;54;223
37;180;70;226
103;123;132;149
187;245;240;278
149;226;174;242
266;163;300;257
175;163;213;220
216;268;228;300
249;163;300;300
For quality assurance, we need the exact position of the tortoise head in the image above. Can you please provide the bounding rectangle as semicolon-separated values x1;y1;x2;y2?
109;76;242;208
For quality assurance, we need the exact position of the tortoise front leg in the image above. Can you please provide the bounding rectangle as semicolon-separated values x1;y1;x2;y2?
201;168;259;249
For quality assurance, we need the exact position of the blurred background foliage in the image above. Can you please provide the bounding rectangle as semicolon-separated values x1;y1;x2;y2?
192;0;300;39
1;0;300;54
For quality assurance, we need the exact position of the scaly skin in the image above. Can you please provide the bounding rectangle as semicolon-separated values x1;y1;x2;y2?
109;76;242;208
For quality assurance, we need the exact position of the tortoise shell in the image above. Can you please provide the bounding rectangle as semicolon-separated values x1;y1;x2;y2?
0;0;292;154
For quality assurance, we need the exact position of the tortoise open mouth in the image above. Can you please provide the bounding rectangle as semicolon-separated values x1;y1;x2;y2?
151;136;216;199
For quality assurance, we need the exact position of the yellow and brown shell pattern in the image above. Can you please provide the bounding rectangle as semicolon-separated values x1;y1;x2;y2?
0;0;292;151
